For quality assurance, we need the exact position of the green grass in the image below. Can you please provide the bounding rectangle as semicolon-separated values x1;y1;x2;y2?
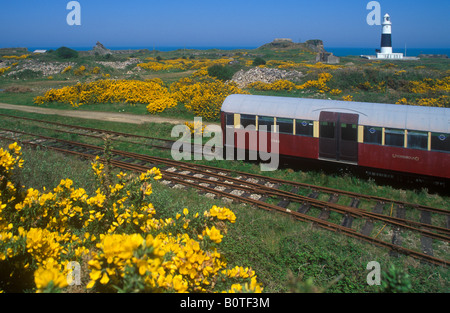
0;108;179;139
1;48;449;292
1;48;448;117
2;142;448;293
1;108;448;212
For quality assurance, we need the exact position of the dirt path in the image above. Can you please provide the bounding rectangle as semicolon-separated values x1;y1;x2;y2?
0;102;203;125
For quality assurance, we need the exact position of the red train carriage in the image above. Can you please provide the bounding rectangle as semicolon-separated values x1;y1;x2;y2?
220;94;450;180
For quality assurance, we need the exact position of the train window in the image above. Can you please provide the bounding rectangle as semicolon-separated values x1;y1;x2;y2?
295;120;314;137
225;113;234;127
407;131;428;150
364;126;382;145
341;123;357;141
240;114;256;128
258;116;275;132
431;133;450;152
320;122;335;139
276;118;294;134
385;128;405;147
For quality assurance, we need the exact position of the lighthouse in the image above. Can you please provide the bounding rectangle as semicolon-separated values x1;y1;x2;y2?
376;14;403;59
380;14;393;54
361;13;416;60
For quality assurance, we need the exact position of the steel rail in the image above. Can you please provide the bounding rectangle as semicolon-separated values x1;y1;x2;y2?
1;129;448;266
67;152;450;267
0;112;177;144
1;113;447;214
1;128;449;238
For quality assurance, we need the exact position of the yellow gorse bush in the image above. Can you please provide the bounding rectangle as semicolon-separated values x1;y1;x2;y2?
34;258;69;292
396;98;408;105
61;65;72;74
73;65;87;76
248;80;297;91
296;72;333;93
408;76;450;94
34;79;178;112
0;67;11;75
90;66;101;74
265;60;340;70
171;72;249;120
330;89;342;96
416;95;449;107
185;120;207;135
0;143;262;293
396;95;449;108
137;57;233;72
248;73;333;94
2;54;30;60
342;95;353;101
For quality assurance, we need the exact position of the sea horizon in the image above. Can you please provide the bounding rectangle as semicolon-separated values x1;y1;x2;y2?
13;45;450;58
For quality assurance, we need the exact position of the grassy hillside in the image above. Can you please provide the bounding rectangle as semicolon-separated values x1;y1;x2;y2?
1;45;448;116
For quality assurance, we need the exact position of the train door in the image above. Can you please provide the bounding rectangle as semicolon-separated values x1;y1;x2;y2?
319;112;359;163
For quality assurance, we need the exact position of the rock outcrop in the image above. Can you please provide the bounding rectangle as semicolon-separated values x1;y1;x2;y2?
97;58;141;70
91;42;112;56
6;60;75;77
231;67;304;88
258;38;326;54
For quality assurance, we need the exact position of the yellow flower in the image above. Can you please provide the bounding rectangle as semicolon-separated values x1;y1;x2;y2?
172;275;188;292
34;259;68;292
229;283;243;293
396;98;408;105
342;95;353;102
100;272;110;285
140;168;162;181
204;226;223;243
209;206;236;223
110;183;124;194
117;172;127;179
143;183;152;196
101;233;144;260
26;228;63;264
1;142;263;293
8;142;22;155
330;89;342;96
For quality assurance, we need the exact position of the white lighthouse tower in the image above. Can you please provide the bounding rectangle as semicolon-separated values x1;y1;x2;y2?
380;14;393;54
376;14;403;59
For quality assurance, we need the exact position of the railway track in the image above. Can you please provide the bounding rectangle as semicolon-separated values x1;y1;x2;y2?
0;112;196;153
0;125;448;267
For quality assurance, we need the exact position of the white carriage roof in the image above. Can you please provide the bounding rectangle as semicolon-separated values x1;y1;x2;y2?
221;94;450;133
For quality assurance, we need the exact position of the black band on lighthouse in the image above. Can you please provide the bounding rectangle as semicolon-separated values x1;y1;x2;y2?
381;34;392;48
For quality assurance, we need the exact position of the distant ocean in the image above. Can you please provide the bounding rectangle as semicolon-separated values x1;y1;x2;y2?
26;46;450;57
26;46;258;52
325;47;450;57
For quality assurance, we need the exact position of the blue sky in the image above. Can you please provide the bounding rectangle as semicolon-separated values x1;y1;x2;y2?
1;0;449;49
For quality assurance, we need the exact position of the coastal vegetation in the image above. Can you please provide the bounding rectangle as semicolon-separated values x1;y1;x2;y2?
1;45;449;122
0;140;448;293
0;44;449;293
0;142;263;293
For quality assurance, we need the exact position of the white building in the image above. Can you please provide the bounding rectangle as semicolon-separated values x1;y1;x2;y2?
362;14;412;60
376;14;404;59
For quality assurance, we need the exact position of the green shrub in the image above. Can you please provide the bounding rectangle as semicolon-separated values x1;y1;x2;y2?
207;64;236;81
55;47;78;59
253;57;266;66
8;69;42;80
